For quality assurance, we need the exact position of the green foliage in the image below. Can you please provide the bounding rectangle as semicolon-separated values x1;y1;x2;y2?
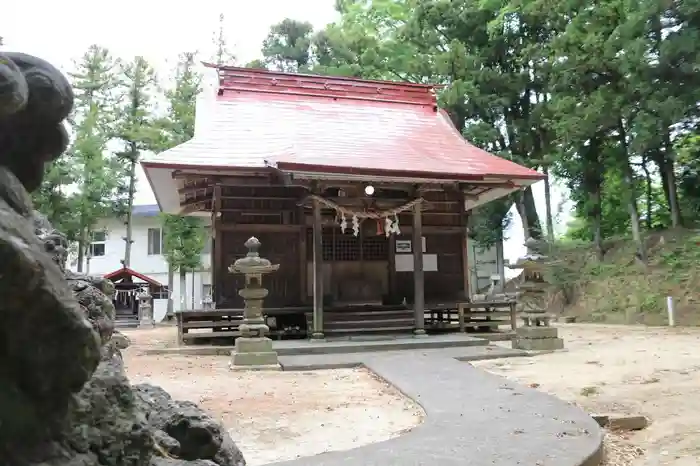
161;214;206;271
64;45;127;269
156;52;200;148
156;52;206;273
115;57;160;160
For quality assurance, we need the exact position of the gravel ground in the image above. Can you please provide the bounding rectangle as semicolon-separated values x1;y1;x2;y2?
473;323;700;465
122;328;424;465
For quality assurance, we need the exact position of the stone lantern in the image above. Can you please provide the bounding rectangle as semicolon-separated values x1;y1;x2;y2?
227;237;281;370
507;238;564;351
137;287;155;328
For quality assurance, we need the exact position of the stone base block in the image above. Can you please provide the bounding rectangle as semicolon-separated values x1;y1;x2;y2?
514;337;564;351
229;337;280;369
516;326;559;339
138;319;155;329
413;329;428;338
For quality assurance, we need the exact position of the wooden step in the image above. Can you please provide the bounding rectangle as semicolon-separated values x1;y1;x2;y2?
324;326;415;335
325;318;415;330
325;311;413;321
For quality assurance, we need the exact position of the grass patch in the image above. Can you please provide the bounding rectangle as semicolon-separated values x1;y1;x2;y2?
544;229;700;326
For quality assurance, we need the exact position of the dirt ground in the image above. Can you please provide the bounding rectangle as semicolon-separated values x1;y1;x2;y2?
121;327;424;465
473;324;700;466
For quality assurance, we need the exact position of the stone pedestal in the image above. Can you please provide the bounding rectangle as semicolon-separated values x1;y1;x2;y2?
228;237;281;371
137;289;155;328
229;337;281;370
514;325;564;351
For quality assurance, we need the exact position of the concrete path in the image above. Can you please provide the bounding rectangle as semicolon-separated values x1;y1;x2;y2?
268;351;604;466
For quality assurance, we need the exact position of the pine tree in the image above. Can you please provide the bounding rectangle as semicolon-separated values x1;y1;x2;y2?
68;45;127;273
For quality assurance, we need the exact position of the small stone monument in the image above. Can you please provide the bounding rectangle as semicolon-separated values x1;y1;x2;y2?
509;238;564;351
228;237;281;370
137;287;155;328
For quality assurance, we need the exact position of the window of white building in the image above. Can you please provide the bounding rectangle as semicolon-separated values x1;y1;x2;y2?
147;228;163;255
89;231;106;257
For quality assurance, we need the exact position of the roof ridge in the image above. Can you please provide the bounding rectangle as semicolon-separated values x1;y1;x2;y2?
205;64;437;107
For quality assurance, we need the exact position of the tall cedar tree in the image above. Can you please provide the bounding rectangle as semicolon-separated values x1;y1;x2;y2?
69;45;128;272
115;57;159;267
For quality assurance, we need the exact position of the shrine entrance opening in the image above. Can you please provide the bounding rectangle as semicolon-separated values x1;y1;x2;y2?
312;227;390;307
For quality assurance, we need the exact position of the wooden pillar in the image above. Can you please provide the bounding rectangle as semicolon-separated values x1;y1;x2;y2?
298;204;307;305
388;234;397;302
412;202;426;335
461;201;470;301
212;184;222;307
311;198;324;339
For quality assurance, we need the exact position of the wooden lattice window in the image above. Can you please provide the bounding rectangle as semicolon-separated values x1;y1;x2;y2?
307;229;388;261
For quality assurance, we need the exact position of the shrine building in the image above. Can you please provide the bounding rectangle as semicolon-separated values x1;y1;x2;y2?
141;64;544;339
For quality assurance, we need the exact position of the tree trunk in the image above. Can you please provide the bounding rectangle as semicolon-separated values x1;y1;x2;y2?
123;157;137;267
543;166;555;242
643;158;653;230
516;192;531;240
618;120;646;262
495;230;506;293
590;189;604;261
166;265;174;318
664;160;681;228
76;227;85;273
653;135;682;227
179;269;187;311
663;133;682;227
523;186;543;239
191;270;196;309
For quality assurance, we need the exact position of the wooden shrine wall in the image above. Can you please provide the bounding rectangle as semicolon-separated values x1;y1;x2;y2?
393;232;465;304
217;230;303;308
211;184;467;308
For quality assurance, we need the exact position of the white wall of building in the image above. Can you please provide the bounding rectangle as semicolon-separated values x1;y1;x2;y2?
69;209;212;322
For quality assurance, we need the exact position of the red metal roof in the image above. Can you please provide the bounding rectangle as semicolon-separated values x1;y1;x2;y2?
144;66;543;183
209;63;439;107
104;267;163;287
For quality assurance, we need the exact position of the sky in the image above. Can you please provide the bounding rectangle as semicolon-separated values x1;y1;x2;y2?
1;0;571;266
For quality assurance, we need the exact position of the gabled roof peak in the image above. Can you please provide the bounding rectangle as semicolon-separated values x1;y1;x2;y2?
202;63;438;107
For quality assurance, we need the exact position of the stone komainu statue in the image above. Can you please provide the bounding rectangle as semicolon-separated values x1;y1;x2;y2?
0;52;245;466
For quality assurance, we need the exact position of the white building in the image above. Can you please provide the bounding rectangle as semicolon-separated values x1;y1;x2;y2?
71;204;212;322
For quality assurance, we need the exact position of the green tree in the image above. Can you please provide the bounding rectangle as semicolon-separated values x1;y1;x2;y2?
32;155;80;241
251;0;700;265
115;56;160;268
261;19;315;72
68;45;127;273
157;52;207;313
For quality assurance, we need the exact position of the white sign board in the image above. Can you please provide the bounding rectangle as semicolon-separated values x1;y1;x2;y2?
395;237;426;254
395;254;438;272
